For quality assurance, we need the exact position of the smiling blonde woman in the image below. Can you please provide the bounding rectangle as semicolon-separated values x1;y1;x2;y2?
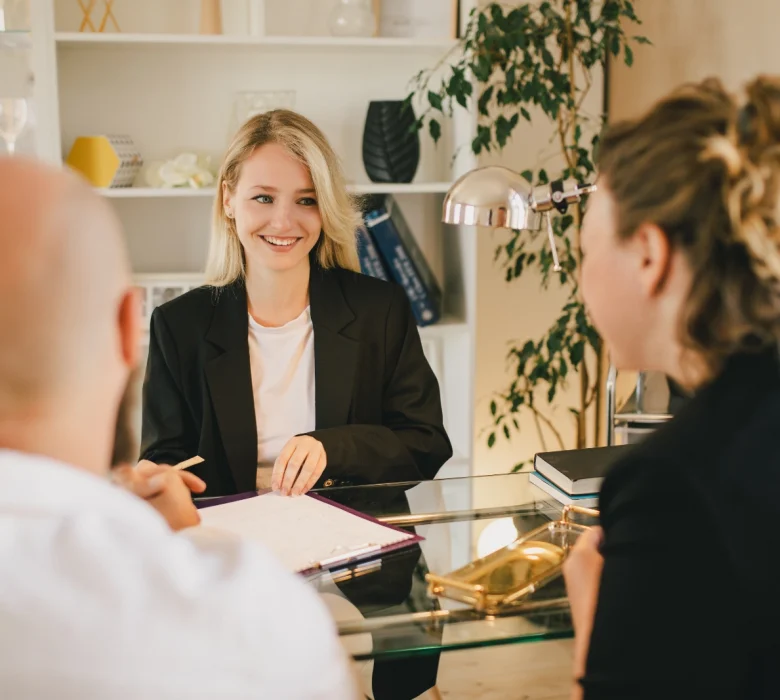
139;109;451;502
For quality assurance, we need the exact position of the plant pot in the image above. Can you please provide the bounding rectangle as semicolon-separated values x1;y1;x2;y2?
362;100;420;184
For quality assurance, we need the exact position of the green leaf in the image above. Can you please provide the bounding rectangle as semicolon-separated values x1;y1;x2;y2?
511;461;528;474
503;424;510;440
624;45;634;66
473;52;493;82
634;35;652;45
429;119;441;143
477;85;494;116
610;32;620;56
471;124;492;155
520;106;531;122
538;169;549;185
495;114;517;148
513;252;526;277
520;169;533;183
490;399;497;416
428;90;443;111
570;340;584;365
487;432;496;448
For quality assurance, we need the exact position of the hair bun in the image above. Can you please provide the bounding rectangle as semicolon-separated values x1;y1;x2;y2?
738;76;780;151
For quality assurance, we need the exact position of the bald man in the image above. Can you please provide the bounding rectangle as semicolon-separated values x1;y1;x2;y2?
0;158;358;700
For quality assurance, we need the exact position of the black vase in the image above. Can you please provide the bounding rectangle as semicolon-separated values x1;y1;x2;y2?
362;100;420;184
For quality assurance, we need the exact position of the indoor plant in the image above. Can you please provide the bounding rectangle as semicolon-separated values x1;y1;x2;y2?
407;1;649;465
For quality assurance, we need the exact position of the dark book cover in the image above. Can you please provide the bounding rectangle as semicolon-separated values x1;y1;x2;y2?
533;444;631;495
355;225;390;281
363;195;442;326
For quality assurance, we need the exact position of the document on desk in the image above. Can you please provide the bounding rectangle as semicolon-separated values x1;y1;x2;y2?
197;492;420;575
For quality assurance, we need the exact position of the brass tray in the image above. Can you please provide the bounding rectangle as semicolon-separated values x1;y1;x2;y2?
426;505;599;613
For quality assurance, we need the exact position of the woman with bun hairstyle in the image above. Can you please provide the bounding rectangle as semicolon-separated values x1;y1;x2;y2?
563;76;780;699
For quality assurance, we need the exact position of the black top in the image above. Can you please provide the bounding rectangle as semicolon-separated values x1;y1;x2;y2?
583;350;780;699
140;263;452;497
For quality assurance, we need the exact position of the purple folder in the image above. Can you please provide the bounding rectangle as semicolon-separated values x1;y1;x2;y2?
196;490;423;576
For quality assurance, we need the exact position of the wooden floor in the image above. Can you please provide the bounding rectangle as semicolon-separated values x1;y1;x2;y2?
358;640;573;699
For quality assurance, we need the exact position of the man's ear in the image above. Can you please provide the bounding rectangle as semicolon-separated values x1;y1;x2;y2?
118;287;140;370
633;222;672;297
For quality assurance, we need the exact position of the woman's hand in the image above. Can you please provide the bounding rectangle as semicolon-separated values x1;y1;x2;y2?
562;525;605;695
113;460;207;531
271;435;327;496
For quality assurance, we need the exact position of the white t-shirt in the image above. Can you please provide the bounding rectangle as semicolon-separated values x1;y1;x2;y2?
0;449;355;699
248;307;316;489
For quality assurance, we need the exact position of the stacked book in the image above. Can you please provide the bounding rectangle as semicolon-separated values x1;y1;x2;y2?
529;445;631;508
357;194;442;327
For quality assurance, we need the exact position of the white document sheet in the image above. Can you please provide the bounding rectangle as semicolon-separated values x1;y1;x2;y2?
196;492;415;574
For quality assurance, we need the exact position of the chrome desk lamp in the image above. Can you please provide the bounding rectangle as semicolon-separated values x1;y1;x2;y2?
442;165;596;271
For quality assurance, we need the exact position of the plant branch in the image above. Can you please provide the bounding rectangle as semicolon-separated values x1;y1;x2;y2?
531;407;549;452
531;404;567;451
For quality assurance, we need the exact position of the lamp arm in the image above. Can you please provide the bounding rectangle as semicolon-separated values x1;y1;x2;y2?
531;179;597;274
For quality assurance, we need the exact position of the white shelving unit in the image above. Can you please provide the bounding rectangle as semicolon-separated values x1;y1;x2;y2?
26;0;478;480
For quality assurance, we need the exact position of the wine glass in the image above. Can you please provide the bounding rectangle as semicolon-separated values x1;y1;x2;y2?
0;98;28;155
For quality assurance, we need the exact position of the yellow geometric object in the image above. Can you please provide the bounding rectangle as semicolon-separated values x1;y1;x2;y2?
78;0;121;33
66;135;142;188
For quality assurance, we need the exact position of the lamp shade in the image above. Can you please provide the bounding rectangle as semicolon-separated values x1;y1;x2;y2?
442;165;543;231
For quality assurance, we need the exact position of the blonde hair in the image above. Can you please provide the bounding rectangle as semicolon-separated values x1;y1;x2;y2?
597;75;780;374
205;109;361;285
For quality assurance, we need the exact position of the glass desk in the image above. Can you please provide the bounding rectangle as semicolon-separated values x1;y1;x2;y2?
307;472;588;662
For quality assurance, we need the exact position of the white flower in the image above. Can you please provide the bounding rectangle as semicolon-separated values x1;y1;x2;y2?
145;152;215;189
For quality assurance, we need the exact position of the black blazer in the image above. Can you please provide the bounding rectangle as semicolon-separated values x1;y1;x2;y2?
581;350;780;699
139;264;452;497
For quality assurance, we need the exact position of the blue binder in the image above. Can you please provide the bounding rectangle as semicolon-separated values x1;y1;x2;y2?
363;196;442;326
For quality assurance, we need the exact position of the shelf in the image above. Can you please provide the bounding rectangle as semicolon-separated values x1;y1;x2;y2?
99;182;453;198
55;32;457;50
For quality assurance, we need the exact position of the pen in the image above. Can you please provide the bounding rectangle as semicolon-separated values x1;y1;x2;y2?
317;543;382;570
172;455;204;471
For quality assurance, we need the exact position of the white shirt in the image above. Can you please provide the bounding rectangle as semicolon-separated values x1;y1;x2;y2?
0;449;355;699
248;308;316;488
